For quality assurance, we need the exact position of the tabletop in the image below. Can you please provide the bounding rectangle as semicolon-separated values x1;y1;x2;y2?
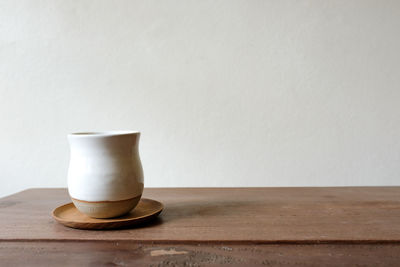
1;187;400;266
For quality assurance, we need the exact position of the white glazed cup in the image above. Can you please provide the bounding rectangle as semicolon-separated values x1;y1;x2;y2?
67;131;144;218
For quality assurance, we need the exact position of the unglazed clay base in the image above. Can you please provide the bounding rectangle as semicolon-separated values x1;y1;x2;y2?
71;195;142;218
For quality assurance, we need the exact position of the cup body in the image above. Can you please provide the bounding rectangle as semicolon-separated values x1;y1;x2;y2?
67;131;144;218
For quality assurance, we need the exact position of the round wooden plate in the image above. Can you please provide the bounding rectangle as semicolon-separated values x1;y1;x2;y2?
52;198;163;230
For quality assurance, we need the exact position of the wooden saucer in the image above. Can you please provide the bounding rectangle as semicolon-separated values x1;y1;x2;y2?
52;198;163;230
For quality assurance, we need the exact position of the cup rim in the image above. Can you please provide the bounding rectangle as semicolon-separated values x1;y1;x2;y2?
68;131;140;138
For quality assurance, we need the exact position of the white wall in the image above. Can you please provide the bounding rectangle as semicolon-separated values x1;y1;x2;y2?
1;0;399;197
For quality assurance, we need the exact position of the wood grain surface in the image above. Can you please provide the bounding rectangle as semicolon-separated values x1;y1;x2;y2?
1;187;400;266
1;187;400;242
1;241;399;266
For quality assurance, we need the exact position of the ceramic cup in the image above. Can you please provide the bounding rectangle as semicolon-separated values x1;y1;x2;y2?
67;131;144;218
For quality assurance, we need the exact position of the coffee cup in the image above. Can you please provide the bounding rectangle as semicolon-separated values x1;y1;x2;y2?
67;131;144;218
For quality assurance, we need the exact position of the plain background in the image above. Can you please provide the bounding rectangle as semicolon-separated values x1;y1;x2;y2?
1;0;399;197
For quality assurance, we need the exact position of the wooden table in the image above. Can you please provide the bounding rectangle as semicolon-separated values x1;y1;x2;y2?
1;187;399;266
